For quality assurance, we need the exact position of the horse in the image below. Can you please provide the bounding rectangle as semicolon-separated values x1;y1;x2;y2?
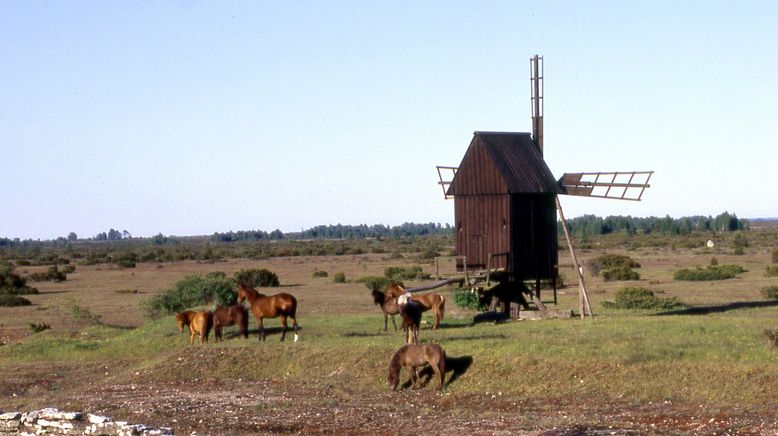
212;304;249;341
176;310;213;344
388;343;446;391
387;283;445;329
236;284;299;342
398;293;422;345
176;310;196;334
371;288;401;332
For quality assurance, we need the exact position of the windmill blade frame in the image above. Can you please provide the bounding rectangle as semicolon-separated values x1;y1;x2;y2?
559;171;654;201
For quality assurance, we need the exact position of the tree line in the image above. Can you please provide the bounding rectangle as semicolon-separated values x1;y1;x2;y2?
563;211;749;238
210;222;453;242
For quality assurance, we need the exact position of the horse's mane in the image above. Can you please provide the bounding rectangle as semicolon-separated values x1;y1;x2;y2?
371;288;386;306
387;346;407;387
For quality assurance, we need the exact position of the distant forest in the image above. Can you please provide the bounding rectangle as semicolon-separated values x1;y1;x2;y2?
0;212;750;247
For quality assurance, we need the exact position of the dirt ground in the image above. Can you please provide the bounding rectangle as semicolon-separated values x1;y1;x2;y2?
2;253;777;434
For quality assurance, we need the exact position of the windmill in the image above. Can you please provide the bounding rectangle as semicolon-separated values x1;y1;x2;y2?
436;55;653;318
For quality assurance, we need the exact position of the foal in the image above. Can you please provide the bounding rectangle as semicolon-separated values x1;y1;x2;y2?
176;310;213;344
212;304;249;341
387;343;446;390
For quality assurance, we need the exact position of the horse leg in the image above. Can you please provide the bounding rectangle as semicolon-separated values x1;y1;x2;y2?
291;316;299;342
391;314;397;332
280;315;288;342
383;312;388;332
258;318;265;341
430;359;443;389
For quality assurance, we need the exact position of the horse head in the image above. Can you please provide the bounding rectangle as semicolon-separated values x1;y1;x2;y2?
371;289;385;306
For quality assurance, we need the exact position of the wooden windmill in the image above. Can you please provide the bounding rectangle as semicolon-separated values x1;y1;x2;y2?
436;55;653;318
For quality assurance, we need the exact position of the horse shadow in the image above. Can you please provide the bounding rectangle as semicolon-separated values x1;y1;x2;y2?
400;355;474;390
245;326;303;338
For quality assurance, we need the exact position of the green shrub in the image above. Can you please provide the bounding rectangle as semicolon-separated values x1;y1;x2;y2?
710;257;719;266
27;265;67;283
311;270;328;278
0;294;32;307
142;272;236;319
356;275;391;291
589;254;641;276
761;286;778;299
234;268;279;287
674;264;745;281
453;287;484;310
114;251;137;268
333;272;346;283
765;266;778;278
29;323;51;333
601;287;684;310
384;265;426;281
772;248;778;264
602;265;640;282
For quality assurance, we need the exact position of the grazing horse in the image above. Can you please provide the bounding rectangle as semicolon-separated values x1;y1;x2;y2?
176;310;213;344
212;304;249;341
387;284;445;329
371;289;401;332
398;293;422;345
388;343;446;390
236;284;299;342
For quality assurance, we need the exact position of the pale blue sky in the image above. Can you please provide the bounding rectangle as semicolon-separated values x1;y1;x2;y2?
2;1;777;240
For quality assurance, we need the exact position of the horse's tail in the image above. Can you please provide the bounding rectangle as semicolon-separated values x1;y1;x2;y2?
371;289;385;306
438;346;447;388
438;295;446;320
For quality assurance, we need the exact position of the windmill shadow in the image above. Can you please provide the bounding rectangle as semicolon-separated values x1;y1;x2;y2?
654;300;778;316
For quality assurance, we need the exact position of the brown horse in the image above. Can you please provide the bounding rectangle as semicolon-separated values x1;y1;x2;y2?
212;304;249;341
388;343;446;390
176;310;213;344
387;284;445;329
371;288;401;332
236;284;299;342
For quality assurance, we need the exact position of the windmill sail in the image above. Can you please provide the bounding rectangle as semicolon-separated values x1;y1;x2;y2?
559;171;653;201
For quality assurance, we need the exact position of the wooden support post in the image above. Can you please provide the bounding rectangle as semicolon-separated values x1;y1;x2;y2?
555;197;593;318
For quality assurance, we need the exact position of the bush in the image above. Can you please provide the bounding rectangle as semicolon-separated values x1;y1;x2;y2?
356;275;391;291
589;254;641;277
26;265;67;283
453;287;484;310
142;272;236;319
333;272;346;283
384;265;427;281
761;286;778;299
765;266;778;278
772;248;778;264
710;257;719;266
29;323;51;333
0;294;32;307
601;287;684;310
601;265;640;282
311;270;328;278
234;268;279;287
114;251;137;268
674;264;745;281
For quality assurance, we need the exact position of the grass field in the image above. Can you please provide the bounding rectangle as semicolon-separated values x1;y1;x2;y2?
1;230;777;434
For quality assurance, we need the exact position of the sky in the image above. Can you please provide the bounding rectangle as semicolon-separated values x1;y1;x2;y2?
2;1;778;240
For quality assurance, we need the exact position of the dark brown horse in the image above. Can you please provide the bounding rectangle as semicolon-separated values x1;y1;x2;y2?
387;284;445;329
176;310;213;344
388;343;446;390
371;288;401;332
212;304;249;341
398;293;422;345
236;284;299;342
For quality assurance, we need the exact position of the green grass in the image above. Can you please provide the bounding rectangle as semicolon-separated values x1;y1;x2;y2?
2;308;776;408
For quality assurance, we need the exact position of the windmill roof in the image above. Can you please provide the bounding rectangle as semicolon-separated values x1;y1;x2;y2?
447;131;561;195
